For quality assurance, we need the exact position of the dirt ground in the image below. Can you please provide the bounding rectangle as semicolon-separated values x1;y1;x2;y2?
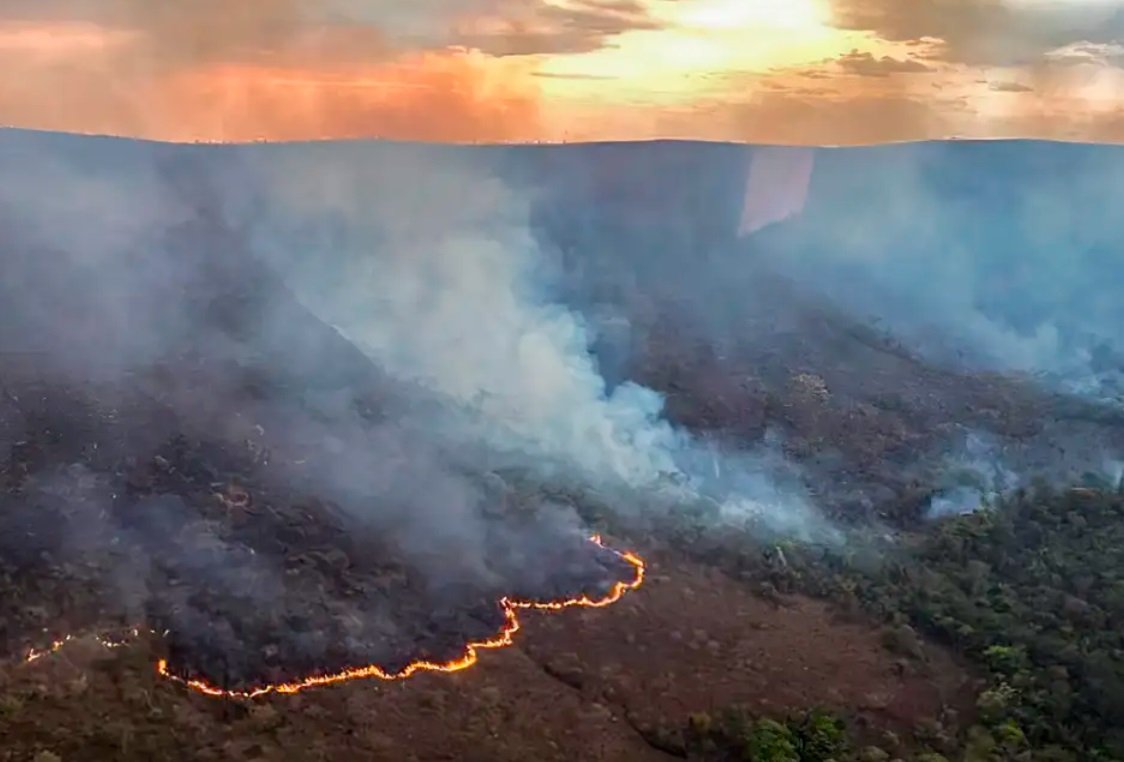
0;544;972;762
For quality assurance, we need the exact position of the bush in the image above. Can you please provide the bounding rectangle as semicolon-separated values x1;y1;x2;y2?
743;719;799;761
794;710;849;761
684;709;847;761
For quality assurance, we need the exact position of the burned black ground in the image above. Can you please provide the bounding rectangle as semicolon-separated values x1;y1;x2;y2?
0;354;635;692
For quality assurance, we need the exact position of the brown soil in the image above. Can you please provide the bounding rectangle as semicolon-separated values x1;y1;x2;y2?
0;544;972;762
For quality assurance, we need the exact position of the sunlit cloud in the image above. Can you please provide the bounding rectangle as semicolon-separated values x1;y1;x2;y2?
0;0;1121;143
0;21;137;57
827;0;1124;65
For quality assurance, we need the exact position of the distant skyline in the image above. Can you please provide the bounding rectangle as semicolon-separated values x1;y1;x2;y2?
1;0;1122;144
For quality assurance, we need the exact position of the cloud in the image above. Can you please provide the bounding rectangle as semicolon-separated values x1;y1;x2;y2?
836;49;933;76
796;68;835;79
450;0;664;56
694;88;949;145
0;1;1121;144
829;0;1124;65
989;79;1034;92
0;43;541;142
0;19;137;58
0;0;661;61
0;0;651;141
0;0;321;68
1045;41;1124;67
532;71;618;80
1017;50;1124;110
1088;108;1124;140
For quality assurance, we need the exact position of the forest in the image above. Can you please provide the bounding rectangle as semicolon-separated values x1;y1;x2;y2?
665;478;1124;761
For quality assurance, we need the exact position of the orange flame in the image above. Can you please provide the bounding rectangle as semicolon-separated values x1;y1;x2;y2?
24;628;145;663
25;535;645;699
24;635;74;663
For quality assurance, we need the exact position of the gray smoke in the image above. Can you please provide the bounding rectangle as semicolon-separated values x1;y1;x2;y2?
744;142;1124;404
218;140;832;540
0;127;834;611
925;430;1021;519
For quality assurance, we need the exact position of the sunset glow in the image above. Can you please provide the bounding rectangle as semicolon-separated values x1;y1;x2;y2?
0;0;1121;143
533;0;873;104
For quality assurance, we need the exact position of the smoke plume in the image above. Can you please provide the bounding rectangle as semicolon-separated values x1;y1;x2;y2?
215;140;829;539
0;128;832;677
497;139;1124;524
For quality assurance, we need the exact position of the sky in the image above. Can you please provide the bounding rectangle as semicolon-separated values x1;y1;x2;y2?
0;0;1121;144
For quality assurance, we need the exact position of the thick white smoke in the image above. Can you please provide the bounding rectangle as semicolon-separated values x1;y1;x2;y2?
234;144;682;486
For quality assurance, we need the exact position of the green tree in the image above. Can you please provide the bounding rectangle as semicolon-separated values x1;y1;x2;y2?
794;710;849;761
743;719;799;762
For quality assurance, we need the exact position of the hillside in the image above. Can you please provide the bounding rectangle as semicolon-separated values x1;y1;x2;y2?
1;129;1123;760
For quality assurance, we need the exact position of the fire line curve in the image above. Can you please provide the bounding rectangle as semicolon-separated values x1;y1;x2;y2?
27;535;646;700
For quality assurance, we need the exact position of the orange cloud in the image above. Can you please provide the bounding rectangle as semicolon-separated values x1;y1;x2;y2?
0;3;1122;144
0;20;136;58
0;0;309;65
156;54;539;143
0;18;539;142
451;0;663;56
716;91;948;144
835;49;932;77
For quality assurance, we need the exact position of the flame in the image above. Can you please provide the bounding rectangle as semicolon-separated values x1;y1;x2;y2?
24;628;146;663
24;635;74;663
24;535;645;699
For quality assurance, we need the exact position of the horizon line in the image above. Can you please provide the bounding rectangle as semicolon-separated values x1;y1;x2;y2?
2;126;1122;150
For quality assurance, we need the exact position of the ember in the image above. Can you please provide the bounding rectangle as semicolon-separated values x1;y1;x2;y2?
24;535;645;699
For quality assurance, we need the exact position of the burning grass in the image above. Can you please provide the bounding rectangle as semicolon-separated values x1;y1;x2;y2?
0;362;648;700
20;536;644;699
